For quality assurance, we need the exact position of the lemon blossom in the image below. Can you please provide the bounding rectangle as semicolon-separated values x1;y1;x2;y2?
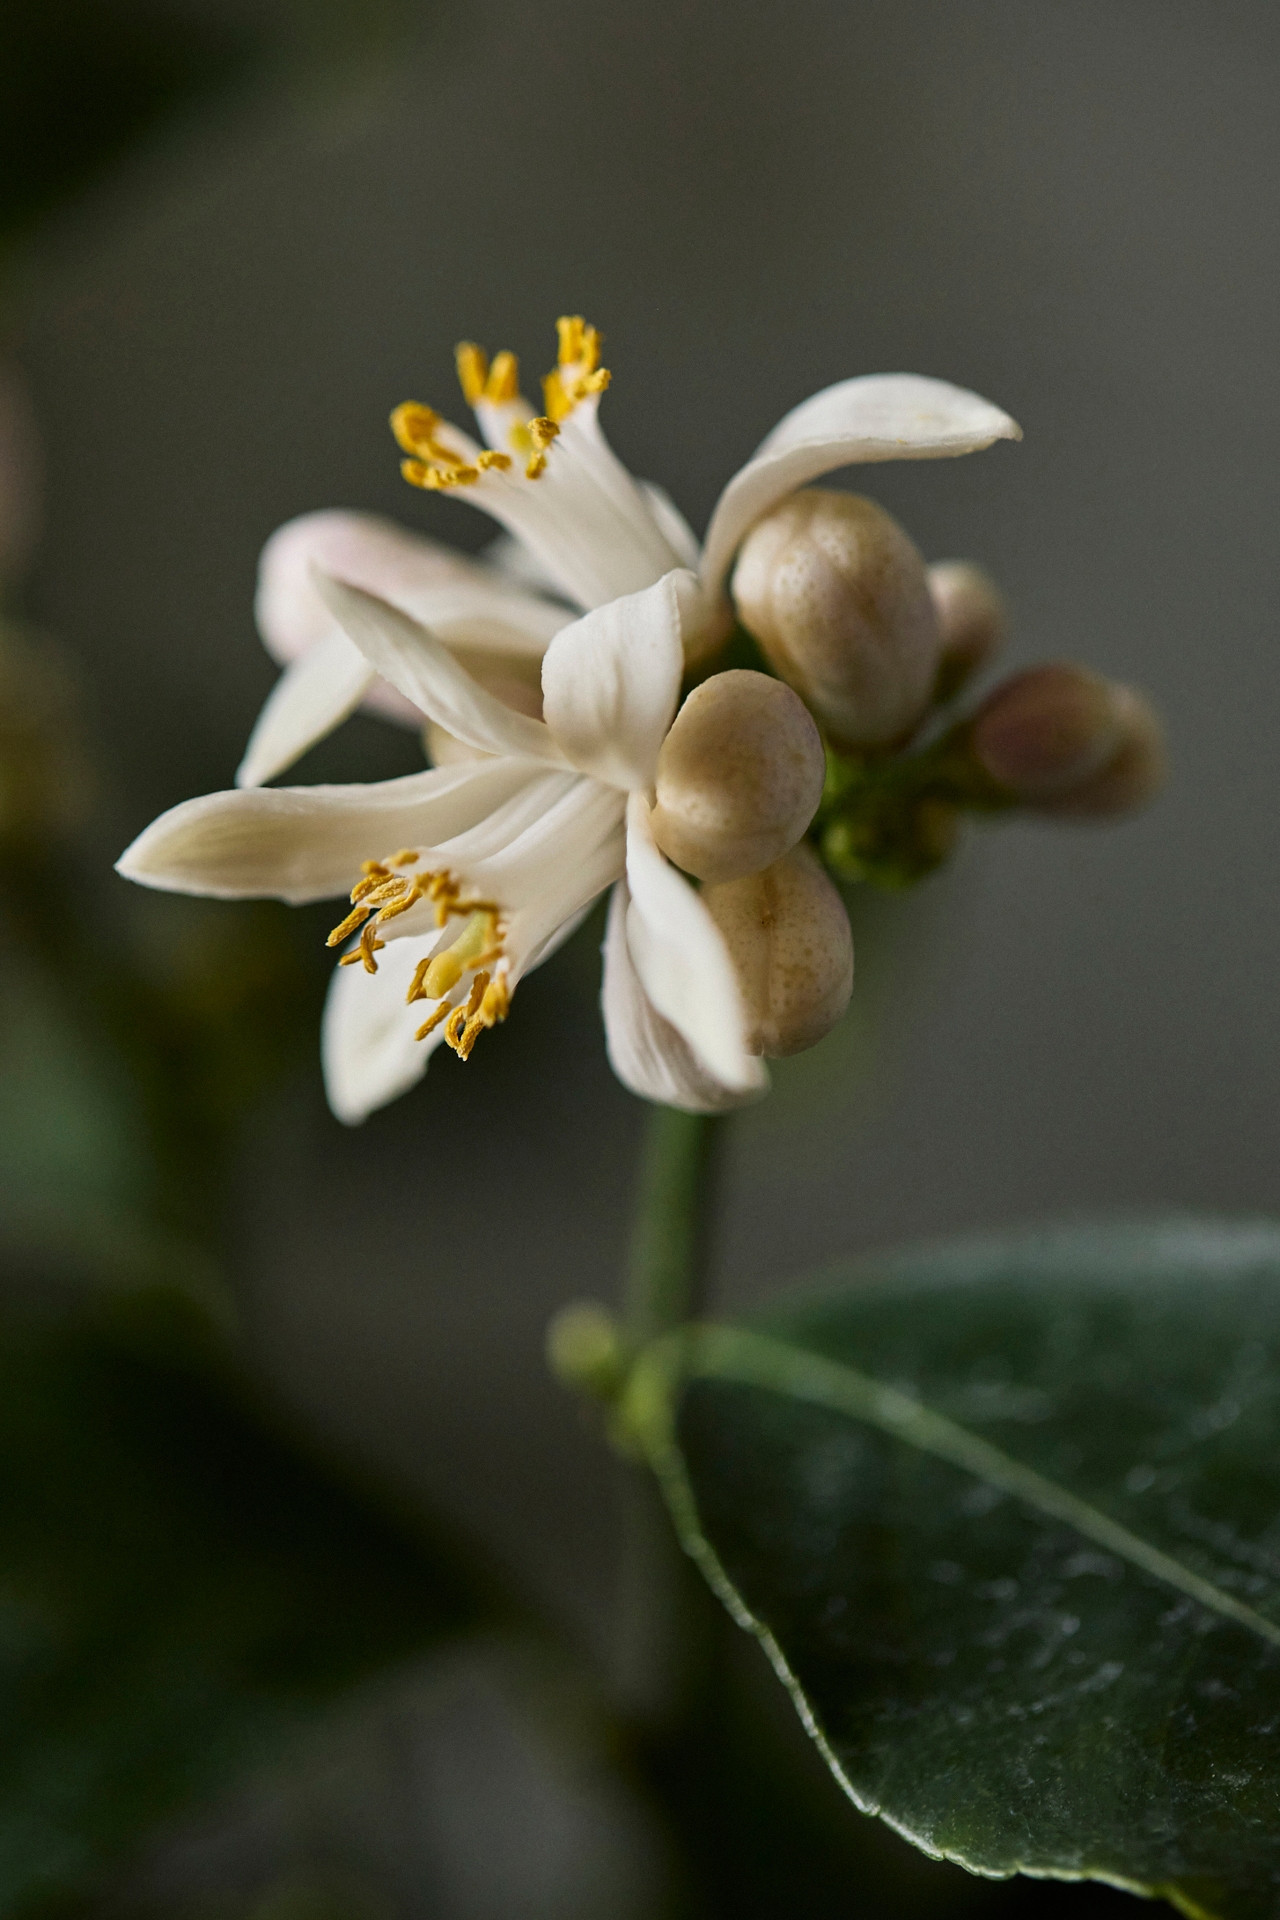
237;316;1021;787
119;569;775;1120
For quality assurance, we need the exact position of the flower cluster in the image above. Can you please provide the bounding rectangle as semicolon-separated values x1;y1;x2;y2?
117;316;1155;1121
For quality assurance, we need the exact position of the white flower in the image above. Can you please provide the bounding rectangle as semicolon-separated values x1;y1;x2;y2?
119;320;1020;1123
119;569;774;1120
236;316;1020;789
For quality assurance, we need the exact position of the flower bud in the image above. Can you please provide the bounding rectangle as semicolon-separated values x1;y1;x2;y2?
971;665;1164;815
703;842;853;1058
928;560;1006;699
1038;685;1166;818
650;669;825;885
730;489;939;749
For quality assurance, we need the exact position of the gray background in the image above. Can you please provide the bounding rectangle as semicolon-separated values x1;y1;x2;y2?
16;0;1279;1654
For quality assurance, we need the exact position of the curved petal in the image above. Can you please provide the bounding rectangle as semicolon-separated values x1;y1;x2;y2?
622;794;767;1096
257;510;568;677
316;576;567;766
601;882;765;1111
236;628;377;788
541;573;687;789
700;374;1022;597
430;395;689;612
322;933;450;1125
115;758;542;902
640;482;701;570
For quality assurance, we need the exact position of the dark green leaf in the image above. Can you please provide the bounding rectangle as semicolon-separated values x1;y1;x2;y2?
0;1283;483;1915
627;1218;1280;1920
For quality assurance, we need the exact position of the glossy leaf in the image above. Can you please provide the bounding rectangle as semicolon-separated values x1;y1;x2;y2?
628;1218;1280;1920
0;1283;483;1915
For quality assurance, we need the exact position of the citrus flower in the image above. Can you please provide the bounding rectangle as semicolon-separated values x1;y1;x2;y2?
119;570;779;1120
236;316;1020;787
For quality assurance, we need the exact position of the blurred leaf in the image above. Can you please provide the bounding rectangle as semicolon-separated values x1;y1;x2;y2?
0;1282;485;1916
629;1218;1280;1920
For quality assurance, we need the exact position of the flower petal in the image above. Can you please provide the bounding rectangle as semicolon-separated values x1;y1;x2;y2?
322;933;450;1125
700;374;1022;597
622;793;767;1096
601;882;765;1111
115;759;541;902
256;509;569;732
434;395;689;611
316;575;567;765
236;627;377;788
540;573;687;790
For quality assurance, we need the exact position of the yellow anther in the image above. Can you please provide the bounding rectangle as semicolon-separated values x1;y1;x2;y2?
541;369;571;424
552;314;587;366
390;403;441;458
444;1004;469;1050
415;1002;454;1042
407;955;433;1005
476;449;512;471
363;876;410;908
455;342;489;406
375;886;422;926
391;849;420;866
526;452;548;480
484;350;521;403
359;923;384;973
576;366;611;399
528;416;560;450
362;860;390;876
327;902;371;947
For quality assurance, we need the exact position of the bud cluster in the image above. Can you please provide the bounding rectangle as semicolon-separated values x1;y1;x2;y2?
725;486;1164;890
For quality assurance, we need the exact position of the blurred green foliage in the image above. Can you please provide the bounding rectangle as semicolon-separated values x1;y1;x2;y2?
0;1281;486;1916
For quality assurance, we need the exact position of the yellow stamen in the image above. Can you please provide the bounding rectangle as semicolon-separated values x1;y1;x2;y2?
390;402;441;457
528;416;559;451
326;902;371;947
333;859;512;1053
407;955;433;1004
484;350;521;403
415;1002;454;1042
454;973;511;1061
526;452;548;480
476;449;512;471
359;923;385;973
455;342;489;406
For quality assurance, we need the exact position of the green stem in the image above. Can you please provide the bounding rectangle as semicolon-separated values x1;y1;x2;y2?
616;1103;724;1731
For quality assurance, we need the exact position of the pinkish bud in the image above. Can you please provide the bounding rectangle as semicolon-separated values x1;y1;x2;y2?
928;560;1007;696
1040;685;1166;818
731;490;939;749
972;665;1164;815
703;842;853;1057
651;669;826;885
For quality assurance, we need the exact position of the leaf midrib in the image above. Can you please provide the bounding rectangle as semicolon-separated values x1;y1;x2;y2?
683;1325;1280;1651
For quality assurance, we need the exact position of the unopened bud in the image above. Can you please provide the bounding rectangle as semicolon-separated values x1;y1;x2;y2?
928;561;1006;699
731;490;939;749
651;669;825;885
546;1300;627;1402
1039;685;1165;818
703;842;853;1057
972;665;1164;815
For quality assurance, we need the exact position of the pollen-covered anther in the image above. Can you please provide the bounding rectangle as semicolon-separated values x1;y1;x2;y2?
543;315;612;423
391;402;480;490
